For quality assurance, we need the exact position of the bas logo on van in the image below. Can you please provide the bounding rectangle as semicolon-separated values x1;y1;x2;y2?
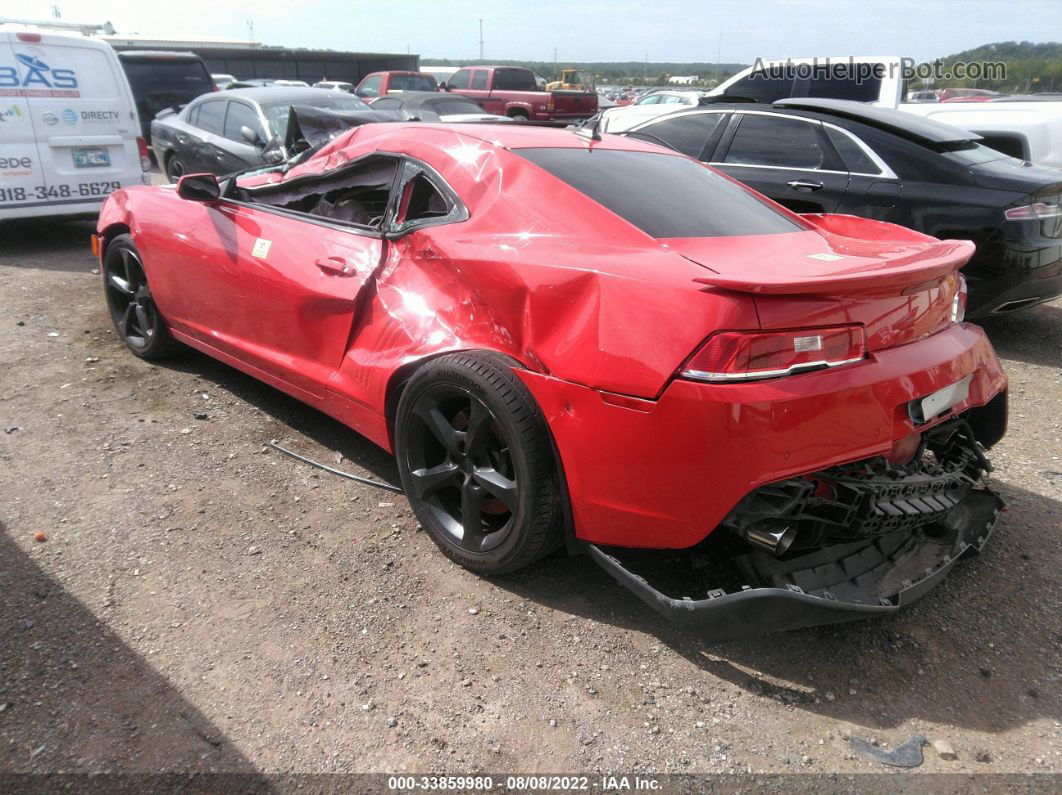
0;53;80;98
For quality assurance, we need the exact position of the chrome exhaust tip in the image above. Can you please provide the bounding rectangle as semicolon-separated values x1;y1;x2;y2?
745;521;798;556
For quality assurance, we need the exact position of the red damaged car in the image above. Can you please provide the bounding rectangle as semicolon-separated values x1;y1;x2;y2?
93;122;1008;639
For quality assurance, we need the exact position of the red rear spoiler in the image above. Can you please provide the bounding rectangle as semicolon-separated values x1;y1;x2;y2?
684;215;974;295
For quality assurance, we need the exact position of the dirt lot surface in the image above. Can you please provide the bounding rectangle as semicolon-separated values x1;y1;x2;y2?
1;217;1060;783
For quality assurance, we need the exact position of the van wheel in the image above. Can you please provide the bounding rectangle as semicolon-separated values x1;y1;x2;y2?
165;154;186;183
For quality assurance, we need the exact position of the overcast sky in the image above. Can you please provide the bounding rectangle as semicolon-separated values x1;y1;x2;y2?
17;0;1060;63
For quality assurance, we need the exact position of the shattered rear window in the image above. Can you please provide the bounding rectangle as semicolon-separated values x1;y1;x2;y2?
513;148;802;238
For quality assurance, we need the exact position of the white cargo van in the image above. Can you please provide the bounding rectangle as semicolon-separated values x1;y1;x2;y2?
0;27;149;221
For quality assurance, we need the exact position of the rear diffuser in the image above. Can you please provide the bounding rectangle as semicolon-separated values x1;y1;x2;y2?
587;490;1002;641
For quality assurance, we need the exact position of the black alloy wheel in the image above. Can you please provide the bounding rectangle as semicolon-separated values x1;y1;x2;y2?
103;235;181;360
395;353;564;573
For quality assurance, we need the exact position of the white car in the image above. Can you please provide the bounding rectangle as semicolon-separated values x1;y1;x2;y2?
0;26;150;221
313;80;354;92
598;90;712;132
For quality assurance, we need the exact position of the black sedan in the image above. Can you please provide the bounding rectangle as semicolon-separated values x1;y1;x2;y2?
368;91;509;122
622;98;1062;317
150;87;372;182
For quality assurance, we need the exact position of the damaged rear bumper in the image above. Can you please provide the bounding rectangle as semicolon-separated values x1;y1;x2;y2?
586;417;1004;640
588;490;1000;640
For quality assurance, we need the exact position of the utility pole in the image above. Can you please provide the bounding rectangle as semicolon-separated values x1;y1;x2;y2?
247;19;254;44
714;27;722;86
478;18;484;61
643;52;647;83
554;47;558;80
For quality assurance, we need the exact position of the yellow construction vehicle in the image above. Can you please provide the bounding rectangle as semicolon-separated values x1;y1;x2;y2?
545;68;593;91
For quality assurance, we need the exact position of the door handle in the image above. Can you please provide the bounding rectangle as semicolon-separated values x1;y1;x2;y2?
786;179;824;192
315;256;355;276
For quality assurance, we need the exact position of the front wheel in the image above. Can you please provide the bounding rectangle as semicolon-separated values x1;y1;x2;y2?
102;234;182;360
395;352;564;574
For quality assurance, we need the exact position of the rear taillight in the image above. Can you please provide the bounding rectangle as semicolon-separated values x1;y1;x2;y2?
547;95;555;112
951;274;968;323
136;136;151;172
16;32;42;42
1004;202;1062;221
681;326;866;383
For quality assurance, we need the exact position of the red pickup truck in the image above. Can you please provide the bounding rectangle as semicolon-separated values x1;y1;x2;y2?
354;71;439;99
444;66;598;122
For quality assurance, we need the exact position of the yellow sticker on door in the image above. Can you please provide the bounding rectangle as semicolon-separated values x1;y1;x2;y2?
251;238;272;259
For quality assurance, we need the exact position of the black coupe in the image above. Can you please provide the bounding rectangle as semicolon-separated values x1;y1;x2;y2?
622;98;1062;317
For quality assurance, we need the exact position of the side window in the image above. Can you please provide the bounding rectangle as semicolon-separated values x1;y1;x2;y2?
242;155;400;229
194;100;227;134
724;67;796;103
223;102;265;143
448;69;471;90
641;113;725;159
470;70;489;90
824;126;882;175
493;69;535;91
724;114;830;170
358;75;382;98
637;94;660;105
393;161;466;232
185;104;200;126
372;97;402;110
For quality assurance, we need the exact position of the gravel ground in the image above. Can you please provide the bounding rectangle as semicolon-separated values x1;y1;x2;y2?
0;217;1059;781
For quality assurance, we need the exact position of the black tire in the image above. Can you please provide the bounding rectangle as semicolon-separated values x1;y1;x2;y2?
164;153;185;183
507;109;530;122
395;352;564;574
102;234;182;360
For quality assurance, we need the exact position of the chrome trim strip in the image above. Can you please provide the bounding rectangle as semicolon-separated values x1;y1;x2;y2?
682;356;865;382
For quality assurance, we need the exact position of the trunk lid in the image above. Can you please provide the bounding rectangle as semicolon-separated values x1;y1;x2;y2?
664;214;970;351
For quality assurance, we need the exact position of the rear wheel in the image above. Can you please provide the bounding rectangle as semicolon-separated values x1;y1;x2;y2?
165;153;186;183
507;109;530;121
395;353;563;574
103;234;181;360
